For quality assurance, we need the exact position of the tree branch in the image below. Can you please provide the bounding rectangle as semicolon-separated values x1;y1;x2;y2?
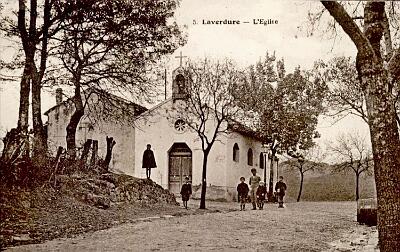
321;1;373;57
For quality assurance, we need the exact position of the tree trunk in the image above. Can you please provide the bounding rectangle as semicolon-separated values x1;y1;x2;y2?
199;151;209;209
267;151;275;202
104;136;116;170
355;173;360;201
14;0;51;167
90;140;98;166
1;128;27;164
356;50;400;249
297;172;304;202
358;15;400;245
321;2;400;248
17;65;31;158
31;71;48;167
66;84;84;160
362;69;400;250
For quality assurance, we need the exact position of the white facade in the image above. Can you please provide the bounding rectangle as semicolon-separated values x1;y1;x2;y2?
45;91;138;174
45;71;279;200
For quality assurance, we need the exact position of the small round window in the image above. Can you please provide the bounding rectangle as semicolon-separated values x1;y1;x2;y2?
174;119;186;132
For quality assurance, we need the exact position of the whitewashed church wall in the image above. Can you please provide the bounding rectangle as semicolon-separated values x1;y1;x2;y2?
47;101;75;154
201;136;228;188
46;98;136;175
82;118;136;175
134;100;228;191
225;132;263;198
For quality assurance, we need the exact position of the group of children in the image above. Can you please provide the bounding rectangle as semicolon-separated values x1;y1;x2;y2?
237;168;287;210
179;168;287;210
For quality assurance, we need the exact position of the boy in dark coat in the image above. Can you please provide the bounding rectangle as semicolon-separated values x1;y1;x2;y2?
275;176;287;208
180;176;192;209
256;181;267;210
237;177;249;211
142;144;157;179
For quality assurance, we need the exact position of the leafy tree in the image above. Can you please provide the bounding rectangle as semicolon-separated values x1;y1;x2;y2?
263;67;326;151
54;0;185;159
0;0;185;165
233;53;327;200
319;2;400;248
314;57;368;123
173;59;245;209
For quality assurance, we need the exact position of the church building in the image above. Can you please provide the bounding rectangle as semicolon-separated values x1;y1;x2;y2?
45;61;279;201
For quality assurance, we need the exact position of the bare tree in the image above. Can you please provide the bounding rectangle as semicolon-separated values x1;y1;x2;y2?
0;0;68;166
173;59;245;209
327;132;372;201
287;145;326;202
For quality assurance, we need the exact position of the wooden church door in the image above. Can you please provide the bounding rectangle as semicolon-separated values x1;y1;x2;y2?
168;143;192;195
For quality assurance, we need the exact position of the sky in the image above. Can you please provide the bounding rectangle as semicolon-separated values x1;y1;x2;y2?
0;0;371;151
170;0;370;153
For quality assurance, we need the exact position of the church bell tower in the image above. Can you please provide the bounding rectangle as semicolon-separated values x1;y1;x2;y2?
172;52;188;102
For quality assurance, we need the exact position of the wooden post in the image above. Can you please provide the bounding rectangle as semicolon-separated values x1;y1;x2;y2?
81;139;93;164
47;146;63;187
104;136;116;171
90;140;98;166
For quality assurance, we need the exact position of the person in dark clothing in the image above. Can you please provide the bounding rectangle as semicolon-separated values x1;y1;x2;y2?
256;181;267;210
180;176;192;209
275;176;287;208
142;144;157;179
237;177;249;211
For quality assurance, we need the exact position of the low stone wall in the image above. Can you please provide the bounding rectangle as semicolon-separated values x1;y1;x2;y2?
191;185;236;202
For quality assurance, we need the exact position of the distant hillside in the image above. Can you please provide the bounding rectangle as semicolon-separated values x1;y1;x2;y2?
278;161;376;202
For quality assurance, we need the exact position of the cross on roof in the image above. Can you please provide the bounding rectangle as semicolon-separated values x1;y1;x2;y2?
175;51;187;67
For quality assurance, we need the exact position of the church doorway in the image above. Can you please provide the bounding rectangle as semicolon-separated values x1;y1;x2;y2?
168;143;192;195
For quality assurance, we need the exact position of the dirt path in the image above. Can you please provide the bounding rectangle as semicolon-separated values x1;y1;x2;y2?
6;201;378;251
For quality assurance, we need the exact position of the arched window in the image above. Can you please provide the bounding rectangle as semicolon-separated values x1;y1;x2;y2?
259;153;264;169
247;148;253;166
233;143;239;162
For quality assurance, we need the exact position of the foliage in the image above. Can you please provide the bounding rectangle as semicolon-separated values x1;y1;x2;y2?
54;0;186;98
314;56;367;122
233;52;327;152
0;0;186;162
54;0;185;159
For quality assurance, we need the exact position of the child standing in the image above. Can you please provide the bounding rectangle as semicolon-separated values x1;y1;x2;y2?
237;177;249;211
249;168;261;210
275;176;287;208
180;176;192;209
256;181;267;210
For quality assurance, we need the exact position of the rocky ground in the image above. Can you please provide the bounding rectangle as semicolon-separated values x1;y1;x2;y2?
5;201;378;252
0;173;187;248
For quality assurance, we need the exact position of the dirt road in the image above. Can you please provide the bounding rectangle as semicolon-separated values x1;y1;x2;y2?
6;201;378;251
